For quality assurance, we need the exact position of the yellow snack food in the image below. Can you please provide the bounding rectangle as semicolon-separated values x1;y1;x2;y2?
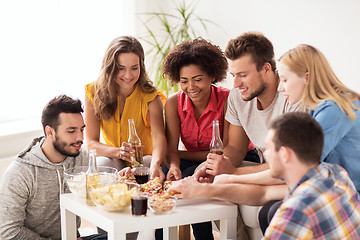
90;182;137;211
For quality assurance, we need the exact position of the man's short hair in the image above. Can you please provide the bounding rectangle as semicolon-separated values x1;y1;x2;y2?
270;112;324;165
225;31;276;72
41;95;83;133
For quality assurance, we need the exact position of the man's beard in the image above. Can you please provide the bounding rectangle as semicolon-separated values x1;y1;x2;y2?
53;135;82;157
242;83;266;101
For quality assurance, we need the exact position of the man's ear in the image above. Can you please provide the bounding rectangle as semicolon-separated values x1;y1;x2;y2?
279;146;290;164
263;62;271;73
45;125;55;138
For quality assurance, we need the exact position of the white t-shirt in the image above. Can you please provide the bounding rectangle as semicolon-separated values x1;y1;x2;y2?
225;89;300;158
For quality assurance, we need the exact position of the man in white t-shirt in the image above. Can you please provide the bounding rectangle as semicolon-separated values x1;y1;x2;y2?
171;31;299;201
192;32;299;181
168;32;299;239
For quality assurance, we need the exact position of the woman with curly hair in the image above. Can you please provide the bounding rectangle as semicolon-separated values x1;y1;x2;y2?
161;37;256;240
163;38;230;183
84;36;167;179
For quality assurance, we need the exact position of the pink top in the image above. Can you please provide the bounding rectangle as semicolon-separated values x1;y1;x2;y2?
178;86;230;151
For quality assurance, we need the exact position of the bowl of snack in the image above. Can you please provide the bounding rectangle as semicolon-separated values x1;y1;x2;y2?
148;195;177;214
64;166;118;198
90;181;139;211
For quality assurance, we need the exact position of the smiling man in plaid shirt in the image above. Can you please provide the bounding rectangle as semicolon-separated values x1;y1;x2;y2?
262;112;360;239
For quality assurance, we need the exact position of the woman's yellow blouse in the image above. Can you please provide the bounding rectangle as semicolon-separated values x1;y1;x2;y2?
85;82;166;157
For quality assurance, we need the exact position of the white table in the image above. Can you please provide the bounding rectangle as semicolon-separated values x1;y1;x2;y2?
60;193;237;240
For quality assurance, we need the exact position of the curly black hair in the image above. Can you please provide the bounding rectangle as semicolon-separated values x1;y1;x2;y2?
162;37;228;85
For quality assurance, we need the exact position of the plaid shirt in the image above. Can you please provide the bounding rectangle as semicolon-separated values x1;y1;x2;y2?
263;163;360;239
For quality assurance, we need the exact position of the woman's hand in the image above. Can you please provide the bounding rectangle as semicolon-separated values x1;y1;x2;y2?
118;142;135;162
166;165;182;181
150;163;165;181
118;167;136;177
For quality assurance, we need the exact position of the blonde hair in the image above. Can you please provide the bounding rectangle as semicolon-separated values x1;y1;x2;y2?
279;44;360;120
93;36;155;120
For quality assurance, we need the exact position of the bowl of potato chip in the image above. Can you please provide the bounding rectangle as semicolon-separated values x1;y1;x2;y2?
89;181;139;211
64;166;118;198
148;195;177;214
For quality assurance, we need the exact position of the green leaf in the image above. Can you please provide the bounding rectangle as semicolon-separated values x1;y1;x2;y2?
137;0;220;96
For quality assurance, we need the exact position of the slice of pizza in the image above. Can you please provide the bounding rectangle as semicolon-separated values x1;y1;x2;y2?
140;177;181;197
140;177;164;196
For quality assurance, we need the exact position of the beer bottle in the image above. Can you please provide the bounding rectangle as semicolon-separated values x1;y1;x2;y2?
209;120;224;155
86;149;100;206
128;119;143;167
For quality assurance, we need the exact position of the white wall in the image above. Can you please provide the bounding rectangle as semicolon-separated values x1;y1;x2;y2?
3;0;358;125
136;0;360;92
1;0;359;156
0;0;136;124
0;0;137;157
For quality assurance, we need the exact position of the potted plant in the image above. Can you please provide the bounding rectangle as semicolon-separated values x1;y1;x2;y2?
138;0;215;96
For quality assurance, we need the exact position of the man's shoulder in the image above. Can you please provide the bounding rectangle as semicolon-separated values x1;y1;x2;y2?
4;159;34;175
289;164;355;208
319;163;359;194
0;159;34;190
284;187;316;208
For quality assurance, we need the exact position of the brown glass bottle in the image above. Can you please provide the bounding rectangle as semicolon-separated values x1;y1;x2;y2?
128;119;143;167
209;120;224;155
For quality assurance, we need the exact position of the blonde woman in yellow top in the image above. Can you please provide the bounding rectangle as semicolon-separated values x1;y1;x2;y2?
85;36;167;179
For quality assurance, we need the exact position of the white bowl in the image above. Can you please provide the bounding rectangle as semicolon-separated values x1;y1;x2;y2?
148;196;177;214
64;166;118;198
90;181;139;211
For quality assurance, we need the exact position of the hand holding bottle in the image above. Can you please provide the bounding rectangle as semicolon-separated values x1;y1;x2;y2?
128;119;144;167
205;153;236;176
118;142;144;163
203;120;237;176
204;120;227;176
118;142;135;162
209;120;224;155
